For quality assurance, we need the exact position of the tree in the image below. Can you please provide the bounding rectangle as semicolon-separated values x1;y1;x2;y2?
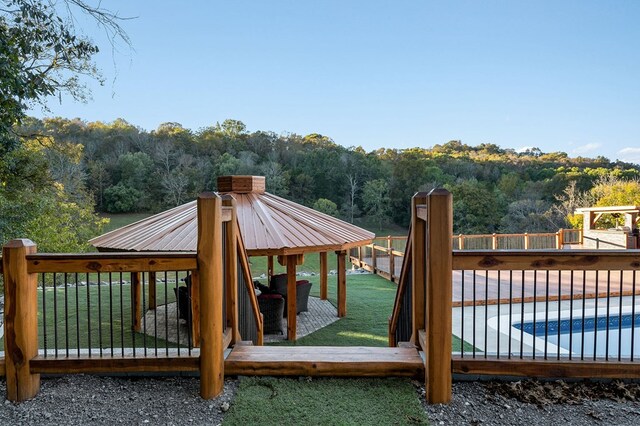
312;198;339;217
362;179;391;230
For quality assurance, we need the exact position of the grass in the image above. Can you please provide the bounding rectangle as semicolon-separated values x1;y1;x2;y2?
0;281;181;352
223;376;428;425
100;213;153;233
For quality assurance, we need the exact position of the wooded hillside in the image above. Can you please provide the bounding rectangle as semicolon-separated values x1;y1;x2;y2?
5;116;640;250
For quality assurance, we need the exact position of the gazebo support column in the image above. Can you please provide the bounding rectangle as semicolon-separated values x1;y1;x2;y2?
336;250;347;317
267;256;274;282
148;271;156;310
131;272;142;332
319;252;328;300
286;255;298;341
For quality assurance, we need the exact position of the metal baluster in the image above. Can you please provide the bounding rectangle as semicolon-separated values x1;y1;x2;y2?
569;271;574;361
42;274;47;358
472;271;476;359
75;273;80;356
86;272;91;357
109;272;114;357
461;271;465;357
557;271;562;360
98;272;103;357
594;271;599;360
618;270;623;362
519;270;525;359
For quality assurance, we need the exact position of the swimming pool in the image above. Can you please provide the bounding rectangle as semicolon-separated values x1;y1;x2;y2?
514;312;640;358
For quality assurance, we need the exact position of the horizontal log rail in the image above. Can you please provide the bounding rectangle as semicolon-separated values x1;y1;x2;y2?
26;252;197;273
453;250;640;271
452;357;640;379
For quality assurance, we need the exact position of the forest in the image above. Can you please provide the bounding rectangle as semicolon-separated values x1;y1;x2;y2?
3;115;640;253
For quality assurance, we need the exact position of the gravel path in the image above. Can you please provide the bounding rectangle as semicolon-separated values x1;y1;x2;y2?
0;375;236;425
423;380;640;425
2;375;640;425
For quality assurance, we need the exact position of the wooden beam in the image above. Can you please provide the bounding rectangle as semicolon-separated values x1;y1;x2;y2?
190;270;201;348
452;358;640;379
336;250;347;317
452;250;640;271
31;356;199;374
27;253;197;274
148;271;157;310
223;196;240;346
267;256;274;281
411;192;428;346
197;192;224;399
425;189;453;404
225;346;423;378
3;239;41;402
131;272;142;333
320;252;328;300
286;255;297;341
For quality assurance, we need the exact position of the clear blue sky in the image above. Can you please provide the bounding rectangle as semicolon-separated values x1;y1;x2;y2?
32;1;640;164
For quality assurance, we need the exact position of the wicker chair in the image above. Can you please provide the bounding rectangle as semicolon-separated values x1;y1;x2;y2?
270;274;313;315
257;293;284;335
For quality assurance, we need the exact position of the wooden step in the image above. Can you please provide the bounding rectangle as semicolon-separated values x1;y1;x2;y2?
225;345;424;378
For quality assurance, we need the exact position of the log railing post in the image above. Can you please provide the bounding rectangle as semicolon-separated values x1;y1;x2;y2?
425;189;453;404
492;233;498;250
267;256;274;282
320;251;328;300
524;233;529;250
197;192;224;399
389;247;395;282
3;239;40;402
411;192;428;346
458;234;464;250
556;229;563;249
222;196;239;345
336;250;347;317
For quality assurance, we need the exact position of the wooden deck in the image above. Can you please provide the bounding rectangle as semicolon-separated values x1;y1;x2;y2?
354;255;640;306
225;345;424;378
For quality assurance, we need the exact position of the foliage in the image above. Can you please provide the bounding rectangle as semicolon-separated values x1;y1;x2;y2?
362;179;392;230
103;183;142;213
12;116;640;236
312;198;339;217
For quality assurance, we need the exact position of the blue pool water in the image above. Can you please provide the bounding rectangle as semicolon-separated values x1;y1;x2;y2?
514;313;640;358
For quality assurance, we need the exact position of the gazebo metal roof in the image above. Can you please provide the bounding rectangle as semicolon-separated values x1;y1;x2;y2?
90;176;375;256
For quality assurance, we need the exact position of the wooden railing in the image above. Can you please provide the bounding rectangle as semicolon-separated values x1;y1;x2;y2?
351;229;584;283
1;193;262;402
389;189;640;404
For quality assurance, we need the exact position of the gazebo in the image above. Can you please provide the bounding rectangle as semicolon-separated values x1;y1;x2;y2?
90;175;375;340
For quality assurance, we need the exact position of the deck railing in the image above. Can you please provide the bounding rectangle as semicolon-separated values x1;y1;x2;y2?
389;190;640;404
1;193;262;402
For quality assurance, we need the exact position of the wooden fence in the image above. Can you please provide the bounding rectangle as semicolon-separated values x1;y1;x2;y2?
388;190;640;404
1;193;263;402
351;229;583;283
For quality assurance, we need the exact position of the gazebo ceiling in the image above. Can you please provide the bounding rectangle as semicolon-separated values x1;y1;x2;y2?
90;176;375;256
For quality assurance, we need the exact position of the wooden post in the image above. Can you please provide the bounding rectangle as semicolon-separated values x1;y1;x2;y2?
131;272;142;332
371;244;377;272
286;255;297;341
267;256;274;281
336;250;347;317
197;192;224;399
320;251;328;300
387;235;392;251
190;270;201;348
458;234;464;250
357;246;362;263
223;196;239;345
3;239;40;402
389;248;395;282
411;192;428;346
492;233;497;250
425;189;453;404
148;271;156;310
556;229;563;249
524;233;529;250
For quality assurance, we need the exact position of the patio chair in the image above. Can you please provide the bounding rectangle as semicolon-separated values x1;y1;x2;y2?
257;293;284;334
270;273;313;315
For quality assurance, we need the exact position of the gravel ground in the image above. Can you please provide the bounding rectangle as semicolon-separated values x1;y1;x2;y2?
2;375;640;425
422;380;640;425
0;375;237;425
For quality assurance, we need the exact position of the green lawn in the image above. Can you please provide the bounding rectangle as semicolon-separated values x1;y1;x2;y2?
100;213;153;233
0;281;182;352
223;376;428;425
